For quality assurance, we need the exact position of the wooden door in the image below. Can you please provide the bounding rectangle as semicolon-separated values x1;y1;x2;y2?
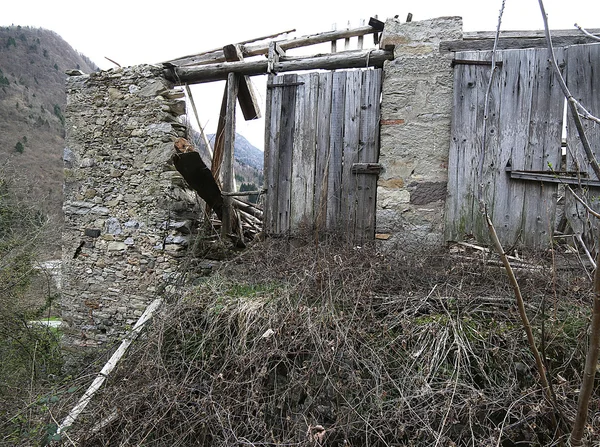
264;68;382;243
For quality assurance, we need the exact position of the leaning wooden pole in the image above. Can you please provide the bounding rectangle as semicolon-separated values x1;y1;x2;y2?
221;72;239;238
56;298;163;439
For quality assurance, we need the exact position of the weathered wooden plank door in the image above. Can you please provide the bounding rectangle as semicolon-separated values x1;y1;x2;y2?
565;43;600;248
264;68;382;243
445;47;566;248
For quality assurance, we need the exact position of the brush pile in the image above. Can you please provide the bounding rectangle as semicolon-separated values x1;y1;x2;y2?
48;239;599;446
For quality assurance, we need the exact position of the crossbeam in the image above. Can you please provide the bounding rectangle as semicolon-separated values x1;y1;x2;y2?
165;49;393;85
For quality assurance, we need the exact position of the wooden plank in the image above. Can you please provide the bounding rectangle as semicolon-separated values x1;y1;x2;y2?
355;69;382;243
490;49;535;246
471;51;496;241
290;73;318;230
313;72;333;234
444;51;484;242
327;71;347;231
211;84;228;184
264;74;283;234
166;49;393;85
222;44;261;121
566;44;600;177
340;70;363;241
221;73;239;238
520;48;564;248
508;171;600;187
275;74;298;234
441;35;600;52
566;43;600;247
463;29;600;40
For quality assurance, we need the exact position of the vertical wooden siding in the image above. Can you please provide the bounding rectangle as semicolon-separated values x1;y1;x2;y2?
565;43;600;245
264;68;382;242
445;47;566;248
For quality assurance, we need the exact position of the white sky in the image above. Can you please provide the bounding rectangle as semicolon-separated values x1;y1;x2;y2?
3;0;599;150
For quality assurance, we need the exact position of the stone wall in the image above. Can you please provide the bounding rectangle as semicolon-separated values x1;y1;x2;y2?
61;65;194;355
377;17;463;247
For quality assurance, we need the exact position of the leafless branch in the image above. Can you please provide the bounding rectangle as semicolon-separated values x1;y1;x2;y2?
574;23;600;41
538;0;600;180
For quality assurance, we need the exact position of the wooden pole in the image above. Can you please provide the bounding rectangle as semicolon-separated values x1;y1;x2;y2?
166;49;393;85
221;72;239;238
56;298;163;438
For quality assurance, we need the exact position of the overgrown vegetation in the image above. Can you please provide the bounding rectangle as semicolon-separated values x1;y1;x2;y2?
0;168;63;445
41;238;598;446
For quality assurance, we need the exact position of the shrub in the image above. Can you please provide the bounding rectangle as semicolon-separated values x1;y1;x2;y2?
14;141;24;153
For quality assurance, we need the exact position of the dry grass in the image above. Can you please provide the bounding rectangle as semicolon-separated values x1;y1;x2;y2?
33;238;600;446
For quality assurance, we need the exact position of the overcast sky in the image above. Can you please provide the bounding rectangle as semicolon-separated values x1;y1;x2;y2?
3;0;599;149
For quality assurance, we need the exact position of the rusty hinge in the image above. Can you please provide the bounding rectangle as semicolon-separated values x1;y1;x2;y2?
352;163;383;175
451;59;503;68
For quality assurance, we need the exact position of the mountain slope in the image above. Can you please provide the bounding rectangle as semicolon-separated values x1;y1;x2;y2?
0;26;97;245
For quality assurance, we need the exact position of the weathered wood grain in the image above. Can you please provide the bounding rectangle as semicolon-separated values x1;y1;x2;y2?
265;68;381;243
327;71;347;231
441;35;600;52
566;43;600;247
444;51;484;242
446;47;565;248
340;70;362;240
264;74;283;234
356;69;382;243
221;73;239;237
166;50;393;85
275;74;298;234
314;72;333;233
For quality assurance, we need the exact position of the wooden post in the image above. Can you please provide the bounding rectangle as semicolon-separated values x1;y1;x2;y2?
221;72;239;238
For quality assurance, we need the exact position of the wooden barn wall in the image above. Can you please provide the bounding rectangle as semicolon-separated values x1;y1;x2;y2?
565;44;600;247
264;68;382;243
445;46;567;248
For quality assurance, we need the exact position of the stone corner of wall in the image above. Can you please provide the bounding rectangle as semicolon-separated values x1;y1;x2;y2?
380;16;464;50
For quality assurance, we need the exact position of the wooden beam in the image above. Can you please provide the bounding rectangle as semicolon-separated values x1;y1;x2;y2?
211;85;228;184
165;24;380;67
223;44;261;120
165;28;296;66
221;73;239;238
166;49;393;85
462;28;600;40
441;34;600;52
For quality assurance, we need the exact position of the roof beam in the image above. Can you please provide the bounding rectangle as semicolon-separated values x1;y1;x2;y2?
165;49;393;85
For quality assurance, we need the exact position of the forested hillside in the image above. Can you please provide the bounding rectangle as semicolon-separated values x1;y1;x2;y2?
0;26;97;254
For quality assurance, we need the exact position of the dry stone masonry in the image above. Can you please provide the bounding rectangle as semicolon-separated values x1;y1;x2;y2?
62;65;195;354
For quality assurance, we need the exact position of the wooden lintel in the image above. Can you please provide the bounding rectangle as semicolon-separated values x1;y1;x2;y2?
463;28;600;40
223;44;261;121
351;163;383;175
166;49;393;85
441;35;600;52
